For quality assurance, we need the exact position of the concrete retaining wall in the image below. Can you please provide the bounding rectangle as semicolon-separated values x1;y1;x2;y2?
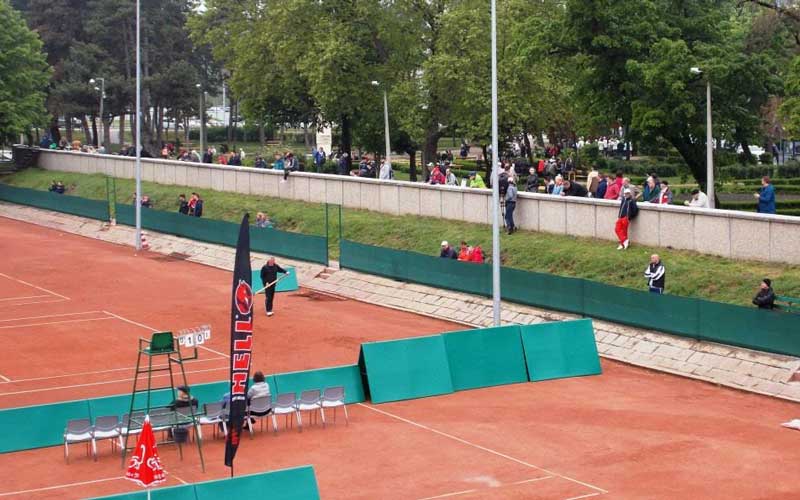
36;149;800;264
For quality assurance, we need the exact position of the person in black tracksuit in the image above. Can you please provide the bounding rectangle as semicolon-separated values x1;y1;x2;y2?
644;254;666;294
260;257;287;317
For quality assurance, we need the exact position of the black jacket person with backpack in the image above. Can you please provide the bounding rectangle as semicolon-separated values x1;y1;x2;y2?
615;188;638;250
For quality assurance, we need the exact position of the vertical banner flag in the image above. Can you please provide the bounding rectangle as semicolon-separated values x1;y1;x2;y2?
225;214;253;468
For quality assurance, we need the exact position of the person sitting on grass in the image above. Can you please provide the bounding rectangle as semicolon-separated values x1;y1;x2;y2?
752;278;775;310
440;241;457;259
469;244;485;263
255;212;274;229
193;194;204;217
178;194;189;214
141;195;152;208
457;241;471;261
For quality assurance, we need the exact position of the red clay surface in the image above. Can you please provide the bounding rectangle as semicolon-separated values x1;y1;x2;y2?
1;216;800;499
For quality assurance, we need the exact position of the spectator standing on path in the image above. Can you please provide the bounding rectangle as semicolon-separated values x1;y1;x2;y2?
380;159;393;180
595;173;608;199
260;257;288;317
551;175;564;196
752;278;776;309
657;180;673;205
440;241;457;259
755;176;776;214
273;153;285;173
615;188;637;250
445;168;458;186
644;254;666;294
338;153;349;175
202;147;213;164
562;179;588;197
505;178;518;234
684;188;709;208
526;167;539;192
313;147;327;173
254;155;267;169
468;171;486;188
604;171;623;200
430;164;446;185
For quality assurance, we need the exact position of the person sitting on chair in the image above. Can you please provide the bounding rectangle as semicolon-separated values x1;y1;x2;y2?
169;385;198;410
247;371;272;421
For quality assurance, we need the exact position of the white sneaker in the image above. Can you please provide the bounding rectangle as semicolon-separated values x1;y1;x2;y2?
617;244;623;250
267;311;274;317
623;239;629;249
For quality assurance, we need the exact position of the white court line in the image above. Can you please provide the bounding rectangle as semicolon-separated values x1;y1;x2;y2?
0;316;114;330
0;476;122;497
4;298;68;307
0;355;226;384
417;476;553;500
0;366;228;396
417;489;477;500
173;475;189;485
0;295;50;302
359;403;608;495
0;272;69;300
0;374;10;382
564;494;601;500
0;310;104;322
103;310;230;359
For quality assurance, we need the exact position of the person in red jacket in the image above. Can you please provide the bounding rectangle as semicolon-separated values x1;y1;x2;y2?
604;171;624;200
430;164;446;185
470;245;484;263
457;241;471;261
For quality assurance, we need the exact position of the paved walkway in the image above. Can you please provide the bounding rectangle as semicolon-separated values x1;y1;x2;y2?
2;201;799;403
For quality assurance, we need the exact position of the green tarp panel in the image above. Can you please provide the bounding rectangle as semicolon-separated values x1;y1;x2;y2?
250;267;299;293
0;183;109;220
502;267;585;315
0;400;89;453
442;325;528;391
582;281;700;338
697;300;800;356
116;205;328;265
520;319;602;382
360;335;454;403
194;465;320;500
90;466;320;500
273;365;365;404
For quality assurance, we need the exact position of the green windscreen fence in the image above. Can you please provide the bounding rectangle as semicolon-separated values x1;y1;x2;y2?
442;325;528;391
115;204;328;265
521;319;602;381
359;335;454;403
340;240;800;357
0;183;110;221
273;365;365;404
90;466;320;500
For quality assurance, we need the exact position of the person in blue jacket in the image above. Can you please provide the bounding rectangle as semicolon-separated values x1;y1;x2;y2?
755;176;776;214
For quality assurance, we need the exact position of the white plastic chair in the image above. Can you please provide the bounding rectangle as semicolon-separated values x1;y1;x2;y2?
246;395;272;437
197;402;227;440
321;386;348;426
295;390;325;429
64;418;95;463
271;393;301;434
92;415;122;455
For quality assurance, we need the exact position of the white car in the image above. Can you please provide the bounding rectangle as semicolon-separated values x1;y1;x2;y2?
735;145;765;157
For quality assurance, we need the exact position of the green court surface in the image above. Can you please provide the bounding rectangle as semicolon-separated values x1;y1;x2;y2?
250;267;299;293
89;466;320;500
521;319;602;382
359;335;455;404
442;325;529;391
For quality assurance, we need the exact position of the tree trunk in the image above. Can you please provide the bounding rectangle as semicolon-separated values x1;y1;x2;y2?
130;111;136;145
200;92;207;151
408;149;418;182
227;100;235;145
668;133;718;206
80;115;91;145
66;115;74;143
90;115;99;147
422;126;442;181
522;129;535;164
49;117;61;143
303;122;311;148
735;128;754;163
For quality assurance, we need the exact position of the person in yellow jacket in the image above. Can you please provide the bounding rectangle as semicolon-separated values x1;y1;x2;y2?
468;171;486;188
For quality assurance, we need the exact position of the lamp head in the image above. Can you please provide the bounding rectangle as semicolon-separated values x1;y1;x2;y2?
89;78;96;84
689;67;702;75
371;80;380;86
196;83;202;89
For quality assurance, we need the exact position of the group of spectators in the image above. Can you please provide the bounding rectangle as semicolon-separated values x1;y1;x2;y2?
439;240;485;263
177;192;204;216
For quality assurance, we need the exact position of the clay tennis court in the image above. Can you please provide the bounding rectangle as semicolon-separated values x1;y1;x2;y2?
1;216;799;499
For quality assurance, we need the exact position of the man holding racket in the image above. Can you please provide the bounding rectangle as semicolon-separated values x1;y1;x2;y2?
260;257;288;317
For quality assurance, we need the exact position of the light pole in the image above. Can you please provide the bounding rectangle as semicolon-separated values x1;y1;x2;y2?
490;0;501;325
371;81;391;176
89;77;105;149
135;0;142;250
690;67;714;208
196;83;204;156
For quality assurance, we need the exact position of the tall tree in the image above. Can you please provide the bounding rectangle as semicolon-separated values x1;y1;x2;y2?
0;0;51;142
